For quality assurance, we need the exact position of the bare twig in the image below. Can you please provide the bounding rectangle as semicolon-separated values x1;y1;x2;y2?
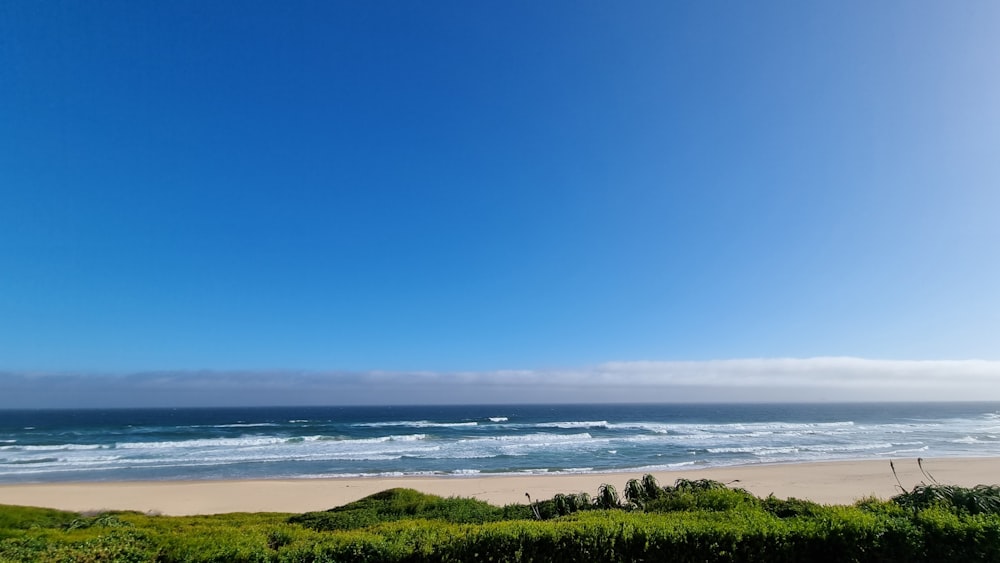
917;457;939;485
890;460;906;493
525;493;541;520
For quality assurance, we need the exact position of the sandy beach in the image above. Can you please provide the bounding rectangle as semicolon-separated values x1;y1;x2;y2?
0;457;996;516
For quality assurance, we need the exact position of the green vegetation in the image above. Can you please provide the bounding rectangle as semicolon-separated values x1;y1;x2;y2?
894;484;1000;515
289;488;533;530
3;475;1000;562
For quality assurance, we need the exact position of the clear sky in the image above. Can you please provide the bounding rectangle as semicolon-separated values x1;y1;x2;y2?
2;2;999;406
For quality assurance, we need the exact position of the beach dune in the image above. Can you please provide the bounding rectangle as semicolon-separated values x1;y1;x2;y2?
0;457;997;516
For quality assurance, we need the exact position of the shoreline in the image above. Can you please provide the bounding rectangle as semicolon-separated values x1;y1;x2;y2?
1;457;998;515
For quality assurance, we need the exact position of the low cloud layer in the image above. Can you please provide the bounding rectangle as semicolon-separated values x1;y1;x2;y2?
2;357;999;408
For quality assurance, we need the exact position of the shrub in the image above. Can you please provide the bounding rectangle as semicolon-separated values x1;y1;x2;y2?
761;495;827;518
645;479;759;513
6;475;1000;563
894;484;1000;516
0;504;79;537
289;488;520;531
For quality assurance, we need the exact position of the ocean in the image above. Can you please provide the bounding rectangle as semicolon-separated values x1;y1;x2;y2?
1;403;998;483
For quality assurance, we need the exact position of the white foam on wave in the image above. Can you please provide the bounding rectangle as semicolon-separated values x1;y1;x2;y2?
953;436;988;444
537;421;608;429
14;444;105;452
10;407;1000;483
668;461;697;468
471;432;594;443
294;470;447;479
694;421;855;433
602;420;859;440
1;453;125;466
210;423;281;428
1;456;62;465
397;432;606;461
353;420;478;428
707;446;801;456
0;432;444;472
116;437;290;449
801;442;895;453
607;422;673;433
344;434;429;444
509;467;596;475
878;446;929;455
110;441;434;465
112;432;433;450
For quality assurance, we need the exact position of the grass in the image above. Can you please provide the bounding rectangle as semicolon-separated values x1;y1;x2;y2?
2;470;1000;562
289;487;533;531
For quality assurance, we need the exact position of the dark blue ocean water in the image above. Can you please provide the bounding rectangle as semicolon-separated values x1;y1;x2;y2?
1;403;999;483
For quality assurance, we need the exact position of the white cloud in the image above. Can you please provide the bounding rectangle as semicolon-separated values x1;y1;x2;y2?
2;357;999;408
596;357;1000;389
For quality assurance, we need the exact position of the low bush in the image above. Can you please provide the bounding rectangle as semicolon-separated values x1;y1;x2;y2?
761;495;827;518
645;479;760;513
289;488;530;531
4;477;1000;562
894;484;1000;516
0;504;79;538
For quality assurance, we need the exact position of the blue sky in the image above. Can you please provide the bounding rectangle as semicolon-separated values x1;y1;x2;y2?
2;2;999;405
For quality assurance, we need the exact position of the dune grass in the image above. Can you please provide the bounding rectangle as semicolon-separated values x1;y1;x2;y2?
3;475;1000;562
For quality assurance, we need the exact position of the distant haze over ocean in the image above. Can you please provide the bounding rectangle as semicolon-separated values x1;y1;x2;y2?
4;358;1000;408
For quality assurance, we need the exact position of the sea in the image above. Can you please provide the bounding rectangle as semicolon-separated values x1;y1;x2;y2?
1;403;999;484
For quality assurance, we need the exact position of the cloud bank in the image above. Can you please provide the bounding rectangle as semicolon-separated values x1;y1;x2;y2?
2;357;999;408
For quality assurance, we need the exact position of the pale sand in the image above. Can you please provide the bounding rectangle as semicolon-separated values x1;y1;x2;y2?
0;457;997;516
